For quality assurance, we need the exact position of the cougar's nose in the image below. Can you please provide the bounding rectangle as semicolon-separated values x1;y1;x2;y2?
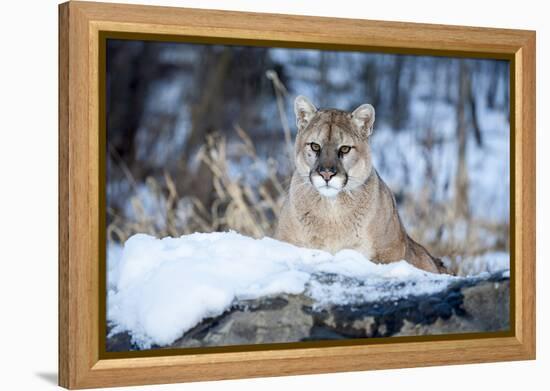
318;167;336;182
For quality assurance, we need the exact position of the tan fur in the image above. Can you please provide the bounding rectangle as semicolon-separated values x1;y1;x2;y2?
276;96;447;274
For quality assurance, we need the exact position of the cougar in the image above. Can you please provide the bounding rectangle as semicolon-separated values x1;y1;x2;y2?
275;95;447;274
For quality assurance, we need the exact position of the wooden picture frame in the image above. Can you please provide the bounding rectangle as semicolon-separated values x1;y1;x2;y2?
59;0;536;388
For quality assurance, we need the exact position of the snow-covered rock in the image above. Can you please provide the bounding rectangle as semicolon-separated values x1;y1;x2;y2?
107;232;509;350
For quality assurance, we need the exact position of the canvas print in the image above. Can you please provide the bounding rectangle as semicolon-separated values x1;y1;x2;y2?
105;39;510;352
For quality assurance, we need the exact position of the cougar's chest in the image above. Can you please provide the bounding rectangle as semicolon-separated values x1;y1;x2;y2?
297;205;374;257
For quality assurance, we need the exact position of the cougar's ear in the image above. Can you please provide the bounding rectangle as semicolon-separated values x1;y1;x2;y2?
351;103;375;137
294;95;317;131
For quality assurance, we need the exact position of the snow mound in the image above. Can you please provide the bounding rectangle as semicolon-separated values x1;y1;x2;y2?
107;232;505;349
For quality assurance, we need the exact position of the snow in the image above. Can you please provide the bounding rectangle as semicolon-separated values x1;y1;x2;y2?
107;242;123;291
450;251;509;277
106;231;508;349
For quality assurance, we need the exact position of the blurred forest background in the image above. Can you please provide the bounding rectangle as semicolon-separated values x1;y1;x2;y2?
106;39;510;268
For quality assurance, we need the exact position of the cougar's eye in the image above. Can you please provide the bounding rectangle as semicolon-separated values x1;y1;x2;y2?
339;145;351;155
310;142;321;152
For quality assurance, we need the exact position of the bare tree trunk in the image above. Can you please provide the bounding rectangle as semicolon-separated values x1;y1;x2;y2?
468;75;483;147
177;47;233;201
454;62;470;219
364;59;381;109
107;42;160;175
391;56;405;129
486;60;499;109
503;62;510;121
318;51;330;108
184;47;233;159
444;59;455;103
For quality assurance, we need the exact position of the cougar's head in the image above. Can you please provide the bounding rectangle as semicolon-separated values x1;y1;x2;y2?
293;95;376;198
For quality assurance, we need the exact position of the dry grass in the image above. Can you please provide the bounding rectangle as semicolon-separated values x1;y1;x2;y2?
399;185;508;260
107;127;288;244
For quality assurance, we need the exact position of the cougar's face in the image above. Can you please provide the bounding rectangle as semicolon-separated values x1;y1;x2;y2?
293;97;376;198
297;120;360;197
